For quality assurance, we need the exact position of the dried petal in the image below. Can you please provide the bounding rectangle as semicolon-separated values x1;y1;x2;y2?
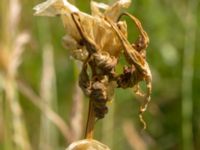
33;0;79;16
62;34;80;50
91;0;131;21
91;1;109;17
104;0;131;21
34;0;82;40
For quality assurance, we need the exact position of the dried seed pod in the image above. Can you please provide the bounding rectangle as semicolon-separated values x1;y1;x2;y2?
90;80;108;119
66;139;110;150
117;65;138;88
79;65;91;96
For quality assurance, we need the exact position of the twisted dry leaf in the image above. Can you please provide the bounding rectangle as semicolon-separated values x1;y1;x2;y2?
106;14;152;129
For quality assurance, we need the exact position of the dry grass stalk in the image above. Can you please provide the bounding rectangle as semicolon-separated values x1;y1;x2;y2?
17;80;71;142
4;33;31;150
39;44;59;150
0;0;32;149
69;81;84;142
0;74;4;143
123;120;147;150
5;76;32;150
3;32;31;150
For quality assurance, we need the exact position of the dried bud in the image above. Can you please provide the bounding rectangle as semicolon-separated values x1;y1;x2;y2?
66;139;110;150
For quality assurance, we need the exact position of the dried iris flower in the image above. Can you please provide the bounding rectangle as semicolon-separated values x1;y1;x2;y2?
34;0;152;145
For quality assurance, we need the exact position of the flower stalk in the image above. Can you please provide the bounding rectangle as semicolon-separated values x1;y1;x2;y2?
85;99;95;139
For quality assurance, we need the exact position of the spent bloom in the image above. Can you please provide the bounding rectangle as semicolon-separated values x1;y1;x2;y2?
34;0;131;60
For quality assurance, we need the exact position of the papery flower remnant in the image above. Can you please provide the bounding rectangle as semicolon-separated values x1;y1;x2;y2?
34;0;130;60
66;139;110;150
34;0;152;142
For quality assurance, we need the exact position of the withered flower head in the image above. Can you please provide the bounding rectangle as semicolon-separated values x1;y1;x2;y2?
34;0;152;139
34;0;131;60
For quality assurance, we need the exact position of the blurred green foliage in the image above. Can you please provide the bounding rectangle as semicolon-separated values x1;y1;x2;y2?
0;0;200;150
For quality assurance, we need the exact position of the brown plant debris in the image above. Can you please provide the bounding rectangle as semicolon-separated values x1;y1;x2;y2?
66;139;111;150
34;0;152;136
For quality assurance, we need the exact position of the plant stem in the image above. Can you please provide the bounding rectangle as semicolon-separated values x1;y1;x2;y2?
17;80;71;142
181;1;197;150
85;98;95;139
